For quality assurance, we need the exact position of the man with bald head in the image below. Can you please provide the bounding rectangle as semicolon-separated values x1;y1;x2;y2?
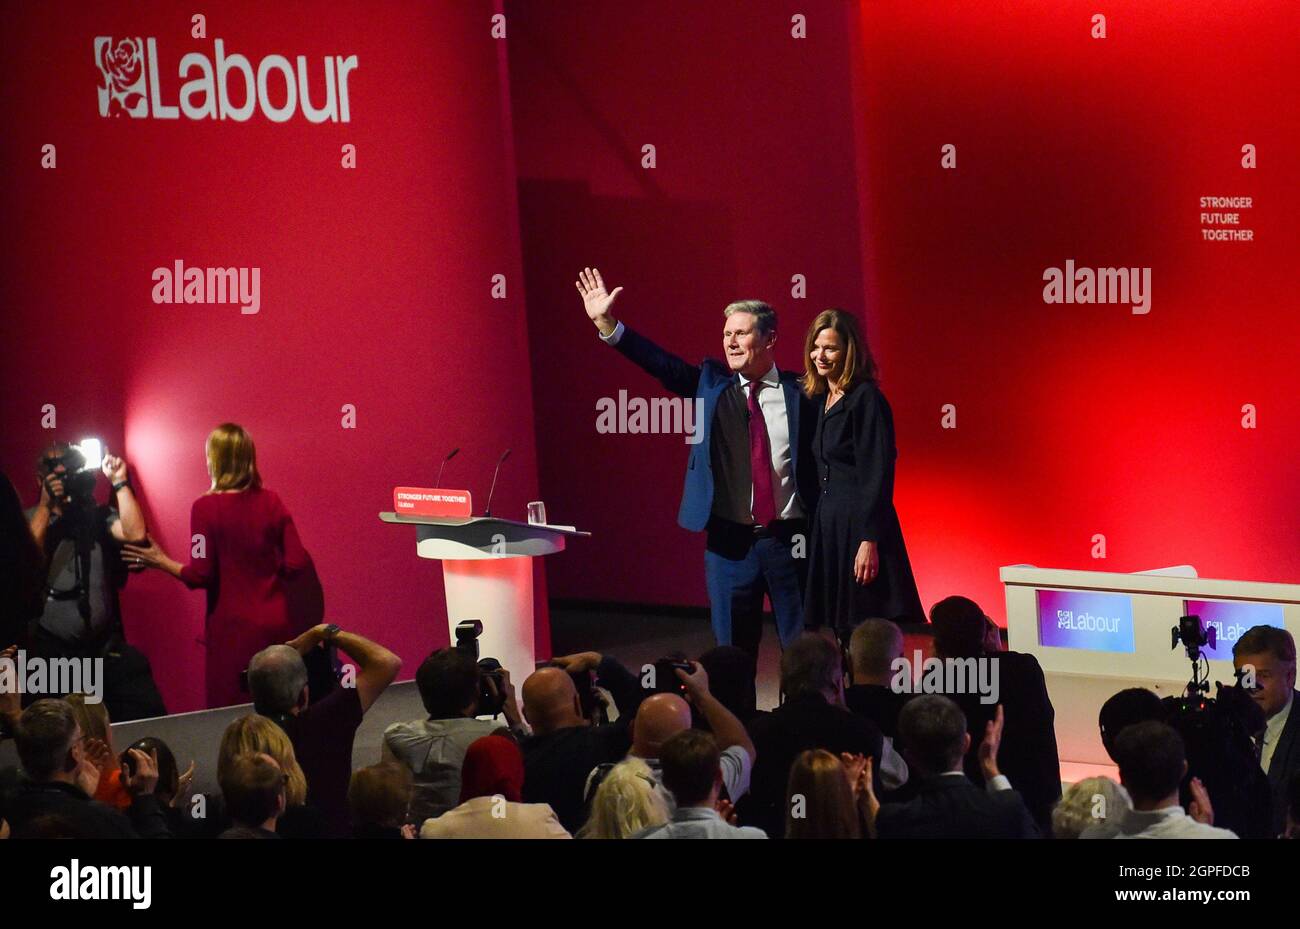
630;693;695;759
846;618;911;739
611;661;755;815
519;650;648;833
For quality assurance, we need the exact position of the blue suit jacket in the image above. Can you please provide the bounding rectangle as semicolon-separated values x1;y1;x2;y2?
612;324;818;532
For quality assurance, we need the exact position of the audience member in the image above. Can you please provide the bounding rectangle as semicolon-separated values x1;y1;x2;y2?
578;757;669;839
218;714;322;838
6;699;169;838
64;692;129;809
218;752;287;839
634;730;766;839
785;749;864;839
1233;625;1299;836
1051;776;1131;839
249;624;402;837
1098;687;1163;762
347;762;415;839
0;471;44;649
929;595;1061;829
384;648;523;824
742;633;900;837
846;619;911;739
520;650;647;832
873;695;1038;839
1081;721;1236;839
419;735;569;839
125;735;196;836
602;660;755;813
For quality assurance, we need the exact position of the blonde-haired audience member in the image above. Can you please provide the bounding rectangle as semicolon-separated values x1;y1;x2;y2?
218;714;322;837
1052;776;1132;839
65;693;129;810
579;757;670;839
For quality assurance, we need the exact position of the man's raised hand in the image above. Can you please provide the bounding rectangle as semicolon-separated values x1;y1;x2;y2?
575;267;622;336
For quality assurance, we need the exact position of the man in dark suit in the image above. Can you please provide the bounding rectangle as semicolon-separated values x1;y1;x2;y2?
6;699;169;839
740;633;903;837
874;694;1038;839
846;618;912;740
576;268;818;657
1233;625;1300;836
929;595;1061;831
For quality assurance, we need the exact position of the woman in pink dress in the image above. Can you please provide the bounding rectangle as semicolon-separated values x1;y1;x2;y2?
124;423;313;707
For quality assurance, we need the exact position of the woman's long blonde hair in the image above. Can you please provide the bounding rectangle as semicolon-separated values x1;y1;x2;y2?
218;714;307;806
66;693;113;752
578;757;669;839
206;422;261;492
800;308;878;397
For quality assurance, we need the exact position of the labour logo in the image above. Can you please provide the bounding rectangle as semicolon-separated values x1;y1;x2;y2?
95;37;147;117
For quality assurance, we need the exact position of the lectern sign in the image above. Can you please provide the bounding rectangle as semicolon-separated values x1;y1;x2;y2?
392;487;473;518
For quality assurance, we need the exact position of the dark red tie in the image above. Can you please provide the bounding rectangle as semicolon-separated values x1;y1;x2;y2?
747;381;777;526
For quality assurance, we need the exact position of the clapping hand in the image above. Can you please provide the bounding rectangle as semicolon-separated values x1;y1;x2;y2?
122;747;160;797
978;705;1005;780
1188;776;1215;825
841;753;880;837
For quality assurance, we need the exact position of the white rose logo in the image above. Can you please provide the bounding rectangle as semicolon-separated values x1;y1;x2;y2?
94;37;147;118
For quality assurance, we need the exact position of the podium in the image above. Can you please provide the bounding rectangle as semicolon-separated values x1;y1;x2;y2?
380;513;590;680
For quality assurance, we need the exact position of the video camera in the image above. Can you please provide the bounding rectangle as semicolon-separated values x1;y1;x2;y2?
1164;612;1272;837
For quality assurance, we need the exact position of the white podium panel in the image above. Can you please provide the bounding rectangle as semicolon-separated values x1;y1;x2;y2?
381;513;589;682
442;556;536;685
1001;565;1300;767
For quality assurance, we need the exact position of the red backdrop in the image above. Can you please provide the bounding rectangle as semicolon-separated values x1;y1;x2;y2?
509;0;1298;619
0;0;546;712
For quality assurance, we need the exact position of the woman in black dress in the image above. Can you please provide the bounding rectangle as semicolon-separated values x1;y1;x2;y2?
802;309;923;636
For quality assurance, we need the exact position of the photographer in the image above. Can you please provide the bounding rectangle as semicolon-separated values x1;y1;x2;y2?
247;624;402;838
519;650;648;833
25;443;164;721
382;648;523;826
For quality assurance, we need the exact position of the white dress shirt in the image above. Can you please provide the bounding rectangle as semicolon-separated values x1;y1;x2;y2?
1262;692;1294;774
601;321;802;521
939;769;1012;792
737;364;802;521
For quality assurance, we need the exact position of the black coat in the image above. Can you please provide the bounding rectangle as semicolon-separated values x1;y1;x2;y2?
739;692;884;839
1266;690;1300;836
5;780;170;839
944;650;1062;832
804;380;923;629
876;774;1039;839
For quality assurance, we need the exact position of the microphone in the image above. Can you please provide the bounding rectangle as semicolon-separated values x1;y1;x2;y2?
436;447;459;487
483;449;511;518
